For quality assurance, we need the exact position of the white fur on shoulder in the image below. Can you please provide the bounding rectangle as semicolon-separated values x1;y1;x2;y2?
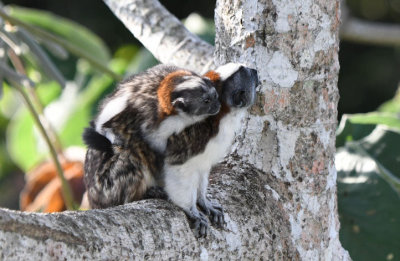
95;92;130;143
144;114;207;153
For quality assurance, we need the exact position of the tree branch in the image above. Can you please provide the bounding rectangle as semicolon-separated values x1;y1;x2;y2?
103;0;215;73
0;163;300;259
340;3;400;46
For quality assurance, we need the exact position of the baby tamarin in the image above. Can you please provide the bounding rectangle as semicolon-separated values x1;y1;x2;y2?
83;64;220;208
164;63;258;236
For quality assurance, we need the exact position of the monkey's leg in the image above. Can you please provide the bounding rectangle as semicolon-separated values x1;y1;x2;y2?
164;167;209;237
197;172;224;227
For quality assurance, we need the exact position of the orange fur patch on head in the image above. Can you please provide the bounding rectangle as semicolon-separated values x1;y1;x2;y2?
158;70;192;118
204;70;222;94
204;70;221;83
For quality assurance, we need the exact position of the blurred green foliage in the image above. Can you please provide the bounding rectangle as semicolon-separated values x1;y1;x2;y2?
336;92;400;260
0;6;130;177
347;0;400;22
8;6;111;64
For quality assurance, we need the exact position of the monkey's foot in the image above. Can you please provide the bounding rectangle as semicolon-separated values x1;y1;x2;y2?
198;199;224;228
186;209;209;238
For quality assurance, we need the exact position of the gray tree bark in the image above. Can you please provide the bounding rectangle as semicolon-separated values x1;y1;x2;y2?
0;0;351;260
103;0;215;74
215;0;350;259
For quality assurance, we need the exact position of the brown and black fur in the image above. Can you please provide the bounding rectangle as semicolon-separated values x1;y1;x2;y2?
83;63;258;237
165;103;231;165
83;64;220;209
84;121;163;208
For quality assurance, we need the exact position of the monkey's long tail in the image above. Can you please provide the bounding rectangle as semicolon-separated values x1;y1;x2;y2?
82;127;113;154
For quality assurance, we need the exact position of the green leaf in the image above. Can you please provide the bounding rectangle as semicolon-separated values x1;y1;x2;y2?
36;81;62;106
336;113;400;147
59;58;127;148
125;48;159;75
16;28;66;87
336;115;376;147
378;89;400;114
6;82;61;171
7;6;111;66
360;127;400;182
114;45;140;64
337;126;400;261
347;112;400;129
0;84;21;118
0;113;16;180
6;107;40;171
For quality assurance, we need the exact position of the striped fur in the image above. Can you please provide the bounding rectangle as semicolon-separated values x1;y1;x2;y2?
84;64;220;209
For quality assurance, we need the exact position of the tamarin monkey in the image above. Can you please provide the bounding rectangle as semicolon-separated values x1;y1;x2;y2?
83;63;258;237
164;63;258;236
83;64;220;209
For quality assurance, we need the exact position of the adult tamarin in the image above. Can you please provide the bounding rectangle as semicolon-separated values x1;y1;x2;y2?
164;63;258;236
83;64;220;208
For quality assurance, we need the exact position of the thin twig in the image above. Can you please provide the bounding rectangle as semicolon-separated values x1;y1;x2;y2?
16;84;76;210
0;64;76;210
16;27;66;87
7;46;64;155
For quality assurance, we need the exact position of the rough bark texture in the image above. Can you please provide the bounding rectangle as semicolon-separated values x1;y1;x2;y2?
0;0;351;260
103;0;215;74
215;0;350;259
1;166;294;260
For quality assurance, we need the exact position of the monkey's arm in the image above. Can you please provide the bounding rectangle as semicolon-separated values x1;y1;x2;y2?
165;117;215;165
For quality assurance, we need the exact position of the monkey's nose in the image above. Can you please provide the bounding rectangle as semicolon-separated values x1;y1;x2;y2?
233;90;246;107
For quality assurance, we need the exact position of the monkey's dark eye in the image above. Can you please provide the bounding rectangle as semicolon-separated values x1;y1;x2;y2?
203;98;210;103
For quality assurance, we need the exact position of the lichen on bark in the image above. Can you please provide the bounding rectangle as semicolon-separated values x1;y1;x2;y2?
216;0;350;259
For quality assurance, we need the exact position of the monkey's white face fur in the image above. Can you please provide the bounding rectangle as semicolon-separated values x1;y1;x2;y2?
215;62;247;81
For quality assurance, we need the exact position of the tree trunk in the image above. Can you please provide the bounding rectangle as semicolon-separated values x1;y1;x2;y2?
0;0;351;260
214;0;350;259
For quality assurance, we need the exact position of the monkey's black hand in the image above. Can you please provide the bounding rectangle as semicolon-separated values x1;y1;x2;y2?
186;208;209;238
198;199;224;228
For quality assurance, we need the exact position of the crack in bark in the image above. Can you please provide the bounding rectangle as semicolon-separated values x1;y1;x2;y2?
0;219;88;246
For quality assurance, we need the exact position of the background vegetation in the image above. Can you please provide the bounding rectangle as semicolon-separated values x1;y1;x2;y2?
0;0;399;260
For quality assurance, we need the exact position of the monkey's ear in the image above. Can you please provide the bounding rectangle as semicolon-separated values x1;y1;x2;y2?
171;97;186;111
